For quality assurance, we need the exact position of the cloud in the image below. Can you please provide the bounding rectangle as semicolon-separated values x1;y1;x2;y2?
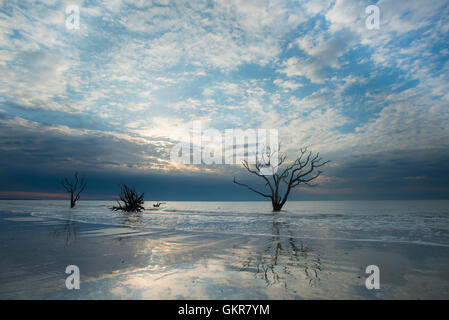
273;79;303;91
296;29;358;68
277;56;328;83
0;115;172;172
278;28;359;84
99;0;307;71
403;176;427;181
0;50;78;109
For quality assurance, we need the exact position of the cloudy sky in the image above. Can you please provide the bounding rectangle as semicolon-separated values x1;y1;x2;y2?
0;0;448;200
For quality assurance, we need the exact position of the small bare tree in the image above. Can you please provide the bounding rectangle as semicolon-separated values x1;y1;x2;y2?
112;184;145;212
234;147;329;211
60;172;87;208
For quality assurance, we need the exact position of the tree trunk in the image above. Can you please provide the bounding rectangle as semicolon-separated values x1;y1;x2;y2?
272;200;284;212
70;192;75;208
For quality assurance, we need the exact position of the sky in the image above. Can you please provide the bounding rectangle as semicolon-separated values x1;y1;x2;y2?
0;0;449;201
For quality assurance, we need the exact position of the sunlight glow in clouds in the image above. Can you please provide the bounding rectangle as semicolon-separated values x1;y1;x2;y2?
0;0;449;198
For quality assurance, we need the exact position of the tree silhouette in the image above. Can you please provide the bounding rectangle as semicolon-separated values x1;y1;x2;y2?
112;184;145;212
60;172;87;208
234;147;329;211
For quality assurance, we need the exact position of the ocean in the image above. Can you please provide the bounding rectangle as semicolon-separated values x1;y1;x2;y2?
2;199;449;299
1;199;449;247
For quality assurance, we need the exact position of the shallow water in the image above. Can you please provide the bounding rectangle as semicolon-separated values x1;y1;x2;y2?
1;200;449;246
1;200;449;299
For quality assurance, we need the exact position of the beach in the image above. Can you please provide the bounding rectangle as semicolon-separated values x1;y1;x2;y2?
1;200;449;299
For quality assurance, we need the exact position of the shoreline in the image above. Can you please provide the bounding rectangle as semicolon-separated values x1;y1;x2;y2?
21;209;449;249
1;210;449;299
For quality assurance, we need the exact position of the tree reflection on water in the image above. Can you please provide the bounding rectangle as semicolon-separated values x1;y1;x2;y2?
52;217;78;246
240;217;322;289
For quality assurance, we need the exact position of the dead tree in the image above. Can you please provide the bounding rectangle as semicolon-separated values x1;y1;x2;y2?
112;184;145;212
234;147;329;211
60;172;87;208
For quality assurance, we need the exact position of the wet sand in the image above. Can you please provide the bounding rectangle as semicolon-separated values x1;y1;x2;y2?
1;211;449;299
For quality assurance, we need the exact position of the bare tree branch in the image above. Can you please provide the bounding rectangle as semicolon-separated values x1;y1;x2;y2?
112;184;145;212
60;172;87;208
233;146;329;211
233;177;272;198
